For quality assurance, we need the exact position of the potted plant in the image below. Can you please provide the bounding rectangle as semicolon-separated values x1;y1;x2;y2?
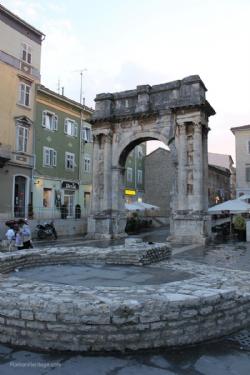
233;215;246;241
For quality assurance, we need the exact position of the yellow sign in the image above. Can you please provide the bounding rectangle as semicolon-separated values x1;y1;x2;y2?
124;189;136;196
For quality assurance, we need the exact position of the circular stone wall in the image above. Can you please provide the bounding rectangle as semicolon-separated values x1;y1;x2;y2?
0;246;249;352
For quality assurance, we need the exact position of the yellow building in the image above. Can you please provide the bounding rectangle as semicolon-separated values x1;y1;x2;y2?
0;4;44;218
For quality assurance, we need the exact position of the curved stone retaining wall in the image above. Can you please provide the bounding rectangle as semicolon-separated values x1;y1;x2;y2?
0;247;249;352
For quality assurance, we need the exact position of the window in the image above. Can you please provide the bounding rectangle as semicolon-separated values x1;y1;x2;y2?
81;126;92;142
127;167;133;182
137;169;143;184
42;111;58;131
43;147;57;167
64;119;78;137
83;155;91;172
43;188;52;208
65;152;75;170
18;82;31;107
16;125;28;152
21;43;32;64
246;167;250;182
248;141;250;154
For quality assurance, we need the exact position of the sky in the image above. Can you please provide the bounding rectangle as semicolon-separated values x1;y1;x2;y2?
2;0;250;162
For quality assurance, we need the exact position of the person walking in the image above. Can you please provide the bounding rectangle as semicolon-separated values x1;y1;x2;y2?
15;225;23;250
5;225;15;251
18;219;33;249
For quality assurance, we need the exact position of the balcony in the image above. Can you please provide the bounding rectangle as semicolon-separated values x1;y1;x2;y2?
0;143;11;167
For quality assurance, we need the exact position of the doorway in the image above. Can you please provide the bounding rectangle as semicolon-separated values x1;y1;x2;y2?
64;190;74;218
14;176;26;218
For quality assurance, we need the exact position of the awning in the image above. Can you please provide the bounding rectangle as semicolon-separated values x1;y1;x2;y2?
125;202;160;212
208;199;250;214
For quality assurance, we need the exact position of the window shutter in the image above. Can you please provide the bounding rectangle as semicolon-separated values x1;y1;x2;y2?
53;150;57;166
43;147;46;165
246;167;250;182
19;83;25;104
64;120;67;134
89;129;93;142
82;128;87;141
42;112;46;127
24;128;28;152
65;153;67;169
54;115;58;131
27;46;32;64
74;124;78;137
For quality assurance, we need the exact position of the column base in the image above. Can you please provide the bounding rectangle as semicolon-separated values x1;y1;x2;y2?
87;212;127;240
169;211;211;245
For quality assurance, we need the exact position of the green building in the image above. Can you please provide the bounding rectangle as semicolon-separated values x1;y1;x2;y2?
124;144;146;203
33;85;93;219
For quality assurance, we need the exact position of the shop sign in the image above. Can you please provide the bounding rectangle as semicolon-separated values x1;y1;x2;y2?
61;181;79;190
124;189;136;196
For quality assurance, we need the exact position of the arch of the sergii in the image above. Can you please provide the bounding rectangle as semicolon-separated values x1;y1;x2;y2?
87;75;215;244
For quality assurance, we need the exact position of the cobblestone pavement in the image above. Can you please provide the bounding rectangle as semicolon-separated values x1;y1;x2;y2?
1;228;250;374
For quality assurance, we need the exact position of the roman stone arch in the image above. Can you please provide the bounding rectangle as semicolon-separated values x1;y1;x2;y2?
87;75;215;244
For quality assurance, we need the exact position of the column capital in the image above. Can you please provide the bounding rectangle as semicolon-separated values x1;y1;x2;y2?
193;121;202;132
103;132;113;144
177;122;186;134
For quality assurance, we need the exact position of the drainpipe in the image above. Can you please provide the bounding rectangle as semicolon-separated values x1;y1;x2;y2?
79;109;84;212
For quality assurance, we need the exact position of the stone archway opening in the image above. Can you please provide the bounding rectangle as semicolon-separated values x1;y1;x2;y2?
119;136;169;203
87;75;215;244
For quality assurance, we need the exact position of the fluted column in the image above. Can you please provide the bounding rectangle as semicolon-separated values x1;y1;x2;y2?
202;127;209;210
193;122;203;211
177;123;187;211
91;135;101;213
103;133;113;211
111;166;124;212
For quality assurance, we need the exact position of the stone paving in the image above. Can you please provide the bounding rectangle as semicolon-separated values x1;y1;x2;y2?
0;242;249;352
0;232;250;374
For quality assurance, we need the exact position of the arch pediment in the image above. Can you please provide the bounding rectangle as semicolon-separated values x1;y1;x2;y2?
15;116;33;127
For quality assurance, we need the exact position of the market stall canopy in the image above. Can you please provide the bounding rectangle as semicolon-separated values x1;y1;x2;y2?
238;194;250;201
208;199;250;214
137;202;160;210
125;202;145;211
125;202;160;212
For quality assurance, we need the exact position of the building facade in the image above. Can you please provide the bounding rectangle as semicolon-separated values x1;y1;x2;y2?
124;144;146;202
144;148;174;216
231;125;250;197
208;164;231;206
0;4;44;218
33;85;93;219
144;148;232;216
208;152;236;199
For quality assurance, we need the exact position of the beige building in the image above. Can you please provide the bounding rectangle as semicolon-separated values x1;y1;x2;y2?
231;125;250;197
208;152;236;199
0;5;44;218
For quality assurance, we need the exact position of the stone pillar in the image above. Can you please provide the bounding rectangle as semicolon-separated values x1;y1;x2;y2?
111;166;123;211
202;127;209;210
177;123;187;211
193;122;203;211
102;133;113;211
170;120;211;245
91;135;101;213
